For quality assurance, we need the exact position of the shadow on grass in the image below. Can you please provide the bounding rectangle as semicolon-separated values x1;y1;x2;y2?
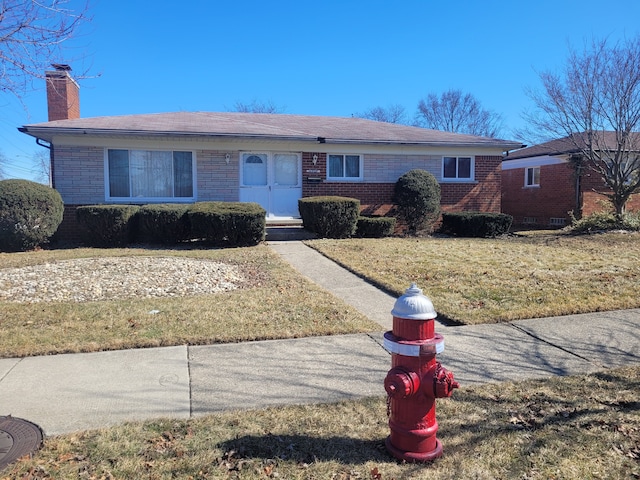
219;434;391;464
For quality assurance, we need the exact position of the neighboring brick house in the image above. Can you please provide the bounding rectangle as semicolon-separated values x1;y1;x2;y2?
502;135;640;227
20;66;522;242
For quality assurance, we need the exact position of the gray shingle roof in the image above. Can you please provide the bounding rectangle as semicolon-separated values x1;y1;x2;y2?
505;131;640;160
21;112;522;149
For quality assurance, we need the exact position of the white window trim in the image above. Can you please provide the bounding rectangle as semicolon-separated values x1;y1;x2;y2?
525;166;540;187
104;148;197;203
441;156;475;182
326;154;364;182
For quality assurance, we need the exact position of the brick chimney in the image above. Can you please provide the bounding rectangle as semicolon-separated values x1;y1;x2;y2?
46;64;80;121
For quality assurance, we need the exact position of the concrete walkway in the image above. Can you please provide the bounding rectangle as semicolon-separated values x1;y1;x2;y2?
1;241;638;436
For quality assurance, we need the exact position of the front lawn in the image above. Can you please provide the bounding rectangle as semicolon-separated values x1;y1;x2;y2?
0;246;378;358
307;232;640;324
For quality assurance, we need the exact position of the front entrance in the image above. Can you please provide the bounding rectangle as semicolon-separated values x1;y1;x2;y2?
239;152;302;218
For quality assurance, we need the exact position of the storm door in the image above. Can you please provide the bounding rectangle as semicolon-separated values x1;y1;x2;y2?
239;152;302;218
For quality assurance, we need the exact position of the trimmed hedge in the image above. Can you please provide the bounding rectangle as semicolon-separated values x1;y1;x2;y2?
355;216;396;238
136;204;190;244
299;196;360;238
76;205;140;247
187;201;265;246
441;212;513;238
0;179;64;252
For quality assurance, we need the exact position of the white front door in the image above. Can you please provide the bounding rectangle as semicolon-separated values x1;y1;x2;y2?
239;152;302;218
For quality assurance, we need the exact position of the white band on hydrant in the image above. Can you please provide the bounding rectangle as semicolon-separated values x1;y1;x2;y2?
383;332;445;357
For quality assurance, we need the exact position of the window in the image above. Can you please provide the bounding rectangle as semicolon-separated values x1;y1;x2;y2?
525;166;540;187
328;154;362;180
107;149;194;200
442;156;473;180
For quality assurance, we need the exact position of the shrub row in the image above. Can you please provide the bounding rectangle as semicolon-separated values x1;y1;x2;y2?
441;212;513;238
76;202;266;247
299;196;396;239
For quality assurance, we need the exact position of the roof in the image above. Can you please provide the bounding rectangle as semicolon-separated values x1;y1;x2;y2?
20;112;522;149
505;131;640;160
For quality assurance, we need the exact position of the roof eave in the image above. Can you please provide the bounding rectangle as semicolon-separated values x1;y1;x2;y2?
19;126;523;150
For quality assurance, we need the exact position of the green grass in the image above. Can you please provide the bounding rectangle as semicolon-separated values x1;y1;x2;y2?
3;366;638;479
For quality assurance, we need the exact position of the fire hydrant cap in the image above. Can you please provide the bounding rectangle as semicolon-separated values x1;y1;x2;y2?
391;283;437;320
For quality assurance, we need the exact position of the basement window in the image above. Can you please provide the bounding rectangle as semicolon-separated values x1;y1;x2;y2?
106;149;195;201
549;217;566;226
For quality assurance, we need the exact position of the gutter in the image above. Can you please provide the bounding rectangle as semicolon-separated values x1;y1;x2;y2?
18;126;523;151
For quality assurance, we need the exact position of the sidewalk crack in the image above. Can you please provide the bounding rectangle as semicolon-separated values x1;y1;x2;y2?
508;323;604;367
0;358;24;383
186;345;194;418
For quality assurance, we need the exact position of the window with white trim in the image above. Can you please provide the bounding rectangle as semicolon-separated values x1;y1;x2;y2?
327;154;363;180
525;166;540;187
442;156;473;180
107;149;195;200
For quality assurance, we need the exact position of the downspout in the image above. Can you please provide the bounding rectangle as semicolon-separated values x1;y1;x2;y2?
570;154;584;218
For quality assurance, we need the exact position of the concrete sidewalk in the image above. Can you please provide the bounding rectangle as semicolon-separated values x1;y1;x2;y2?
1;241;639;436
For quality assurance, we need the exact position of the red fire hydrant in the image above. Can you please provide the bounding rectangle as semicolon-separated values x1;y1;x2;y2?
383;283;459;462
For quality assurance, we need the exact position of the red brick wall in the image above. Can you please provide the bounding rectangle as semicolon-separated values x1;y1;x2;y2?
302;152;503;212
502;162;576;226
46;71;80;121
581;171;640;215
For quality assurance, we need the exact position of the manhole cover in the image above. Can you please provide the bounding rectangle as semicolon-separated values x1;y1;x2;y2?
0;416;43;471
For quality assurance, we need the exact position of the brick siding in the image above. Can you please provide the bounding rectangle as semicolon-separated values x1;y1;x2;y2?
502;161;640;226
502;162;576;226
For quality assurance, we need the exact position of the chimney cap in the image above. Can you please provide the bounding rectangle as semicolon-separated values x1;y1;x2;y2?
51;63;72;71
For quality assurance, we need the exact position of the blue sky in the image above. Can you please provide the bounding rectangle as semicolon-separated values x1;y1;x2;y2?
2;0;640;181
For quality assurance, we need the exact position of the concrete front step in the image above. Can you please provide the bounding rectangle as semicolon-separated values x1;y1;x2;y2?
265;226;316;241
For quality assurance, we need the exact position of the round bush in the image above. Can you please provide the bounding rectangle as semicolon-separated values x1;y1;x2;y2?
393;169;441;234
0;179;64;251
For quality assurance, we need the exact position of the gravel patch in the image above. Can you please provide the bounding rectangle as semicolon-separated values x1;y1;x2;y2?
0;257;245;303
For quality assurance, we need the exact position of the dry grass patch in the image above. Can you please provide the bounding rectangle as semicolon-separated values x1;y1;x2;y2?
3;366;638;479
307;232;640;324
0;246;379;358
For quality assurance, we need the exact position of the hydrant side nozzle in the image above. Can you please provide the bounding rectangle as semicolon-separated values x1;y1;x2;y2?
384;367;420;399
433;363;459;398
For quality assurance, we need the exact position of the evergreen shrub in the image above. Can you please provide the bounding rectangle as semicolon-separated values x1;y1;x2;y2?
298;196;360;238
188;202;265;246
76;205;140;247
393;169;441;234
0;179;64;252
136;204;190;244
355;216;396;238
441;212;513;237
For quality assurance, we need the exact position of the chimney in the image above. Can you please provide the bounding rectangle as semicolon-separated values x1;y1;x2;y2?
46;64;80;121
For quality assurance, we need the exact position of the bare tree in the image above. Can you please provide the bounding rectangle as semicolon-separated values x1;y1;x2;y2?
0;0;90;103
525;37;640;218
354;104;408;124
415;89;503;137
32;149;51;185
230;99;285;113
0;151;6;179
